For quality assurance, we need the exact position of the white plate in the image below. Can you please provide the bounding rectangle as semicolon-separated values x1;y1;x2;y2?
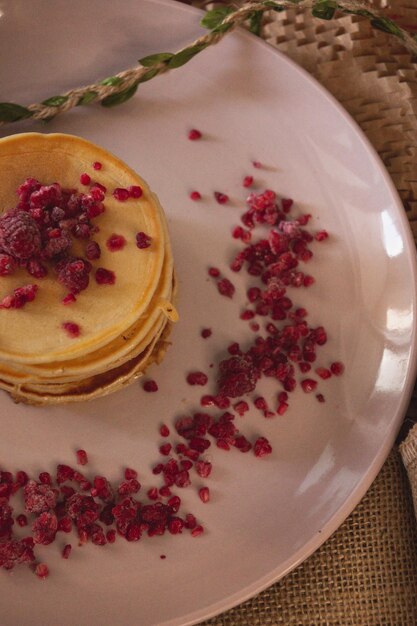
0;1;416;625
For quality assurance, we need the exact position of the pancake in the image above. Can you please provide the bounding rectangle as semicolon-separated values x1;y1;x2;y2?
0;133;177;404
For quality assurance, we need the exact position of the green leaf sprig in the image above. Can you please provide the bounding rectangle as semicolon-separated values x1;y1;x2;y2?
0;0;415;127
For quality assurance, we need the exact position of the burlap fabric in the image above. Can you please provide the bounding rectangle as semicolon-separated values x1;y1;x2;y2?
178;1;417;624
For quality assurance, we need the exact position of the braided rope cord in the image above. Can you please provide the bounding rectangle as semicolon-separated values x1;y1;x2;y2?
0;0;416;126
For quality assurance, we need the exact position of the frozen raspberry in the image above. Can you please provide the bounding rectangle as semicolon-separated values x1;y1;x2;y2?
0;500;14;542
0;284;38;309
57;258;91;293
29;183;62;209
42;229;72;259
85;241;101;260
51;207;66;223
0;254;17;276
0;538;35;570
73;223;92;239
32;512;58;545
217;355;260;398
27;258;48;278
95;268;116;285
24;480;58;514
0;210;41;260
136;232;152;249
16;177;41;204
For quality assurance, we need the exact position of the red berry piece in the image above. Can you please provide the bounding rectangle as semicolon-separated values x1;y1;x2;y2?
57;258;90;294
0;210;41;261
159;443;172;456
112;188;130;202
85;241;101;260
95;268;116;285
16;514;28;527
242;176;254;188
159;424;170;437
135;232;152;249
106;234;126;252
76;449;88;466
128;186;143;199
143;380;158;392
214;192;229;205
188;129;202;140
62;293;76;305
201;328;212;339
34;563;49;579
93;161;102;170
217;278;235;298
80;173;91;186
62;544;72;559
316;367;332;380
330;361;344;376
198;487;210;503
0;254;17;276
254;436;272;458
301;379;318;393
233;400;249;415
208;267;220;278
62;322;81;338
315;230;329;242
124;468;138;480
186;372;208;386
190;191;201;201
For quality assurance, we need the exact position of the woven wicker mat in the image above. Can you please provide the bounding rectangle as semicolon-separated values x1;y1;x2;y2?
178;1;417;624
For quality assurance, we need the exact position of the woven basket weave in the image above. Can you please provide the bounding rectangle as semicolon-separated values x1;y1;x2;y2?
180;1;417;623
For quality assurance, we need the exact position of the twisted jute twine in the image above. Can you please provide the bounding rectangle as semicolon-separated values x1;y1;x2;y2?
2;0;417;127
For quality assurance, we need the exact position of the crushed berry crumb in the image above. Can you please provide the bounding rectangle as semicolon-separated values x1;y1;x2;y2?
186;372;208;386
76;450;88;466
136;232;152;249
62;322;81;338
106;234;126;252
217;278;235;298
34;563;49;579
95;268;116;285
128;186;143;199
112;188;130;202
143;380;158;392
188;129;202;140
214;192;229;205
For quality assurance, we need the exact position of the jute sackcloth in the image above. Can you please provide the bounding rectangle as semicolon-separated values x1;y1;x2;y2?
178;0;417;624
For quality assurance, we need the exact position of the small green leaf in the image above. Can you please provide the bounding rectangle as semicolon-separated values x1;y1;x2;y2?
342;8;374;17
77;91;98;106
201;6;234;30
312;1;337;20
139;52;174;67
370;16;404;38
137;68;159;83
261;0;288;7
42;95;69;107
249;11;263;36
168;43;208;69
101;82;138;108
0;103;33;122
100;76;124;87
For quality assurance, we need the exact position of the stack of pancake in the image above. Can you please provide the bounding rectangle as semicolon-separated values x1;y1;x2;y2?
0;133;177;404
